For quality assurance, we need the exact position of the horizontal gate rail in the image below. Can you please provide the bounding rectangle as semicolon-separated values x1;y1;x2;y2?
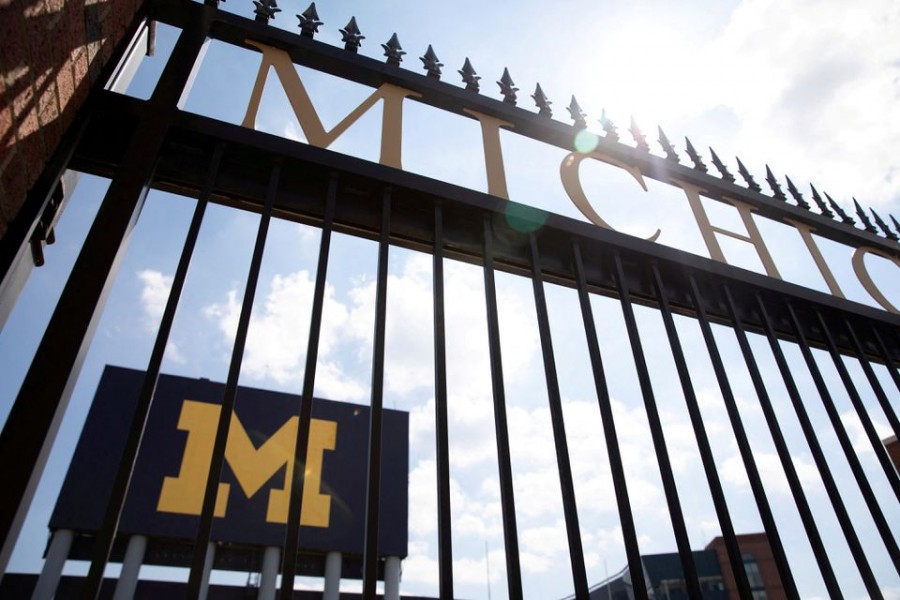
70;93;900;365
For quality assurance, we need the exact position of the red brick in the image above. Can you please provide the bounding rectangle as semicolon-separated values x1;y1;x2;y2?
37;79;61;152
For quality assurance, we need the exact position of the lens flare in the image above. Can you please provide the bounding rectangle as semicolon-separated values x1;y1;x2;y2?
505;202;548;233
573;129;600;153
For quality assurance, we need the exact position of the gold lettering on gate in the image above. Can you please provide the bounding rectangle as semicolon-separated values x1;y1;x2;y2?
242;40;420;169
560;150;661;242
157;400;337;527
681;182;781;279
851;246;900;314
464;109;514;199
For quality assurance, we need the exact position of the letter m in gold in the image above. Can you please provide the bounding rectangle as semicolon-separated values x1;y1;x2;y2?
242;40;420;169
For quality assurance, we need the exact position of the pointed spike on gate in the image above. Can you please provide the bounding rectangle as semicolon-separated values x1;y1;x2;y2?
825;192;855;225
657;127;679;162
340;16;364;52
709;148;734;182
531;83;553;117
765;165;786;201
600;109;619;142
420;45;443;79
809;184;833;217
459;58;481;92
382;33;406;66
854;198;878;233
785;176;810;210
870;208;899;241
296;2;322;37
891;215;900;237
497;68;518;105
629;117;650;152
567;96;587;129
736;157;761;192
684;137;707;172
253;0;281;23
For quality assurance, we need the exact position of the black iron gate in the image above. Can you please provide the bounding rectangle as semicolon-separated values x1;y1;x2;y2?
0;0;898;598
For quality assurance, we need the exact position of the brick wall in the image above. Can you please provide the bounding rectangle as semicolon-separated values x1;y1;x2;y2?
0;0;142;238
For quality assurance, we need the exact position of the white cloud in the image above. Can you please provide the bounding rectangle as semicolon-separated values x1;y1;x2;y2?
137;269;173;323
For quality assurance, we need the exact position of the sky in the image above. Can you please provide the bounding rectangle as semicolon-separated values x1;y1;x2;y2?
1;0;899;598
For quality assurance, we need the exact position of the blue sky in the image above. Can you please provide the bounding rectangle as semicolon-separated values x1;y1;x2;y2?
1;0;899;598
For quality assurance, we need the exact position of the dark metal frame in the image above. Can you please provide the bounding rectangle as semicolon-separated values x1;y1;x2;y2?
0;0;897;598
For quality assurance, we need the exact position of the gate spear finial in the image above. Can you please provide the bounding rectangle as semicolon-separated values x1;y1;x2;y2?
297;3;321;37
497;68;518;105
785;177;810;210
657;127;679;162
765;166;786;201
736;158;761;192
567;96;587;129
854;199;878;233
532;84;552;117
684;138;706;172
870;209;899;241
420;45;443;79
382;33;406;66
459;58;481;92
340;17;364;52
709;148;734;182
809;185;833;217
825;192;855;225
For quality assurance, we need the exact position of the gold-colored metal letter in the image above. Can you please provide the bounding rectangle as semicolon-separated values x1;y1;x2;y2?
784;218;844;298
681;182;781;278
242;40;420;169
463;109;514;199
560;150;661;241
852;246;900;314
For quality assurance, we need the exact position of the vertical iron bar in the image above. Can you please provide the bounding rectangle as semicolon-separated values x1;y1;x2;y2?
843;320;900;439
612;254;702;600
687;277;800;599
186;162;281;597
527;233;589;598
482;216;523;600
0;8;212;574
571;241;647;600
362;189;391;599
81;144;225;599
278;174;338;598
432;205;454;599
815;311;900;502
788;304;900;573
722;286;842;596
759;296;882;595
871;327;900;393
650;266;754;600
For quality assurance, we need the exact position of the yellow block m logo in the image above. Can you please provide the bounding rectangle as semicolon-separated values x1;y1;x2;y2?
157;400;336;527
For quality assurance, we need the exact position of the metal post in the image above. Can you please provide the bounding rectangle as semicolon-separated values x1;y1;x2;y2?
571;241;647;600
362;189;391;599
323;551;341;600
258;546;280;600
527;232;588;597
198;541;215;600
112;535;147;600
187;162;281;596
612;254;701;600
432;205;454;599
482;215;523;600
384;556;401;600
722;286;839;594
650;266;753;600
760;296;880;595
0;7;212;576
31;529;74;600
687;277;799;599
279;174;338;597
